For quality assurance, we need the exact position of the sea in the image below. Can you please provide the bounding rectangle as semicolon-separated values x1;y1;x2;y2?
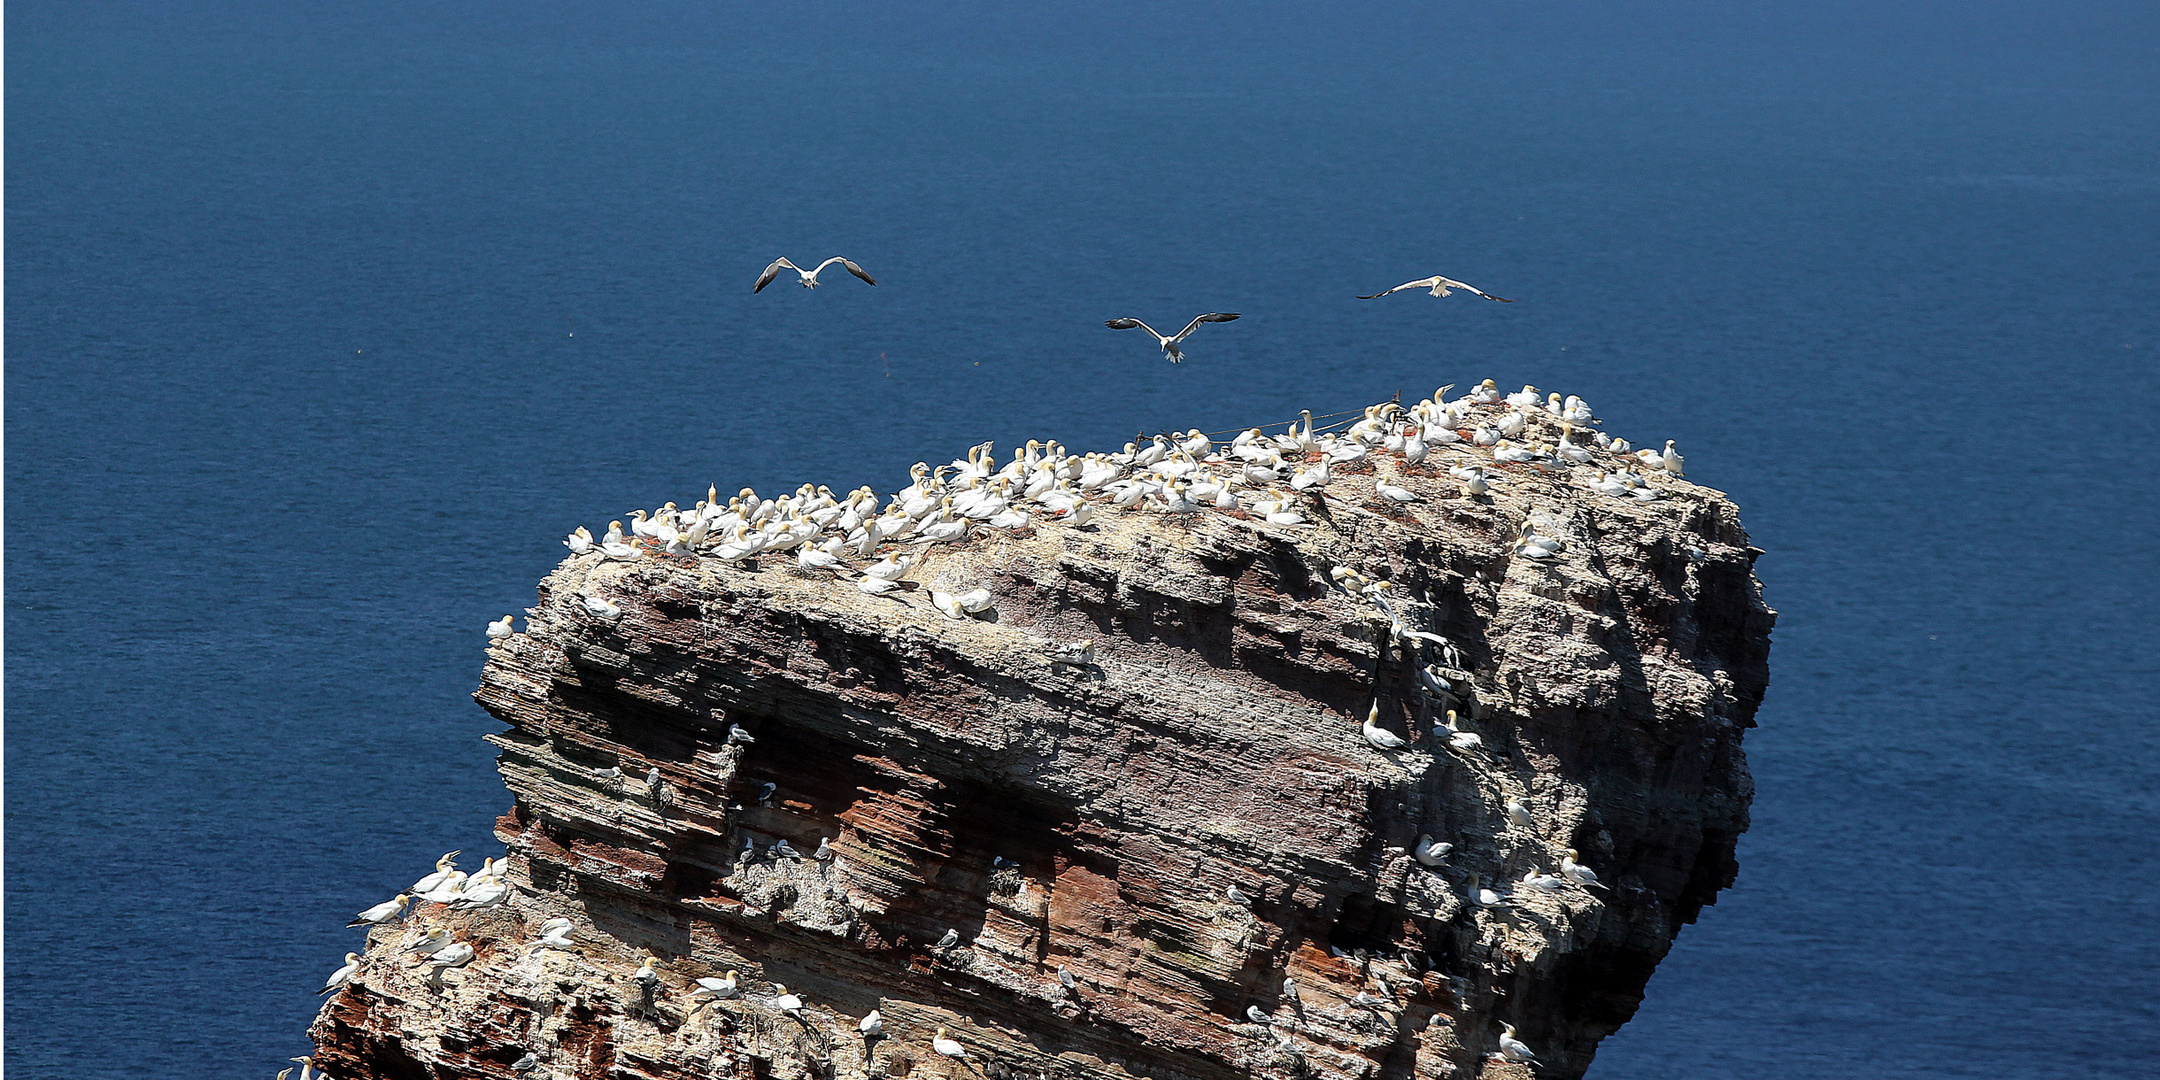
7;3;2157;1076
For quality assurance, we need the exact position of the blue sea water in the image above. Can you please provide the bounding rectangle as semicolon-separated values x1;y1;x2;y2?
7;3;2158;1076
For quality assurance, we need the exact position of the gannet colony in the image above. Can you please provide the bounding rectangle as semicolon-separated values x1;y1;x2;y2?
298;327;1770;1080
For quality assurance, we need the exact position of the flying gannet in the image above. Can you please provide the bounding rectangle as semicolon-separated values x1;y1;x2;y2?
754;257;878;293
1104;313;1241;363
1358;276;1513;302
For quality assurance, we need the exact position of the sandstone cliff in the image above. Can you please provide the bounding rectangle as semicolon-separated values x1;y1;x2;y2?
307;387;1772;1080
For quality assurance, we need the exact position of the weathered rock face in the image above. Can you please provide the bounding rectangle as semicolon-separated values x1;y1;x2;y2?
308;395;1771;1080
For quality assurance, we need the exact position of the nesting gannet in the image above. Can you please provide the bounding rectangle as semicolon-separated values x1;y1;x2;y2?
580;593;623;622
1466;873;1509;909
409;926;453;957
1357;276;1513;302
1520;869;1568;893
693;970;741;998
1103;313;1241;363
1496;1023;1539;1064
754;257;878;293
1375;480;1421;504
860;1009;884;1038
427;941;476;970
634;954;660;987
1438;710;1482;752
535;920;576;950
769;983;806;1018
1506;798;1536;830
932;1028;970;1061
410;851;461;895
1361;702;1409;750
1412;835;1452;867
487;615;514;639
348;893;410;927
289;1058;314;1080
320;952;362;995
1561;849;1604;889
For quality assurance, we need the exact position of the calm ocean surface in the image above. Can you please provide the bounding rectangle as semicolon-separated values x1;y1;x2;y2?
8;3;2158;1076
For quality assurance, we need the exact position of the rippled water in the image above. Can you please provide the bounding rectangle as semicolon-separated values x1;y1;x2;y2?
9;4;2158;1076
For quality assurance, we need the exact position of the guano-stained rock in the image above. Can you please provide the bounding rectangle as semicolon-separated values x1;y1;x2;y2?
307;393;1772;1080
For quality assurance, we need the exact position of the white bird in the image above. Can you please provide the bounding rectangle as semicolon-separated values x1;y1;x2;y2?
534;920;576;950
1496;1023;1539;1064
563;526;595;554
1661;439;1685;476
1412;835;1452;867
1361;702;1408;750
935;928;961;950
410;851;461;895
1466;872;1510;909
796;545;845;573
1358;276;1513;302
1225;883;1252;906
634;954;659;987
487;615;514;639
319;952;362;995
693;970;741;999
1506;798;1536;830
1103;313;1241;363
1520;869;1568;893
1246;1005;1270;1024
449;875;509;910
1562;849;1605;889
427;942;476;970
580;593;622;622
860;1009;884;1037
348;893;410;927
769;983;805;1018
754;256;877;293
1281;977;1300;1004
1375;480;1421;504
408;927;452;957
1059;965;1078;990
1438;710;1482;752
932;1027;970;1061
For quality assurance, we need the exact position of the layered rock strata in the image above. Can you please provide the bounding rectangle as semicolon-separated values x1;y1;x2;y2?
308;393;1772;1080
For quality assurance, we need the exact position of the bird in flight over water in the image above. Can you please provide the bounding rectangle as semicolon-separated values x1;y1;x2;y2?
1104;312;1241;363
754;257;878;293
1357;275;1513;302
